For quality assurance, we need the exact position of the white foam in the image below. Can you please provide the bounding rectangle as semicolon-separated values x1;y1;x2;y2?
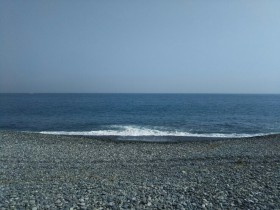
39;125;267;138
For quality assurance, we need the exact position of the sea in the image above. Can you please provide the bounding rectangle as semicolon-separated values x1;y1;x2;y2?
0;94;280;141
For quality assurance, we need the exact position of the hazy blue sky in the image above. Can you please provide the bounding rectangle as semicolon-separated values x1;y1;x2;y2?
1;0;280;93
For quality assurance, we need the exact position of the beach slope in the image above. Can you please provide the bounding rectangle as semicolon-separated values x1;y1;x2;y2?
0;131;280;209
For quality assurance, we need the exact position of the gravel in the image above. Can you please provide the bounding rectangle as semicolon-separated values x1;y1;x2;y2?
0;131;280;209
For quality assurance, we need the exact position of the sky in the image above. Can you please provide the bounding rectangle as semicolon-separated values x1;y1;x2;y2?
0;0;280;93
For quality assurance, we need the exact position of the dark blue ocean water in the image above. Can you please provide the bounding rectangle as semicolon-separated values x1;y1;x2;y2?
0;94;280;139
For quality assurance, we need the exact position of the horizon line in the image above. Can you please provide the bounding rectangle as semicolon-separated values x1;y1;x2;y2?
1;92;280;95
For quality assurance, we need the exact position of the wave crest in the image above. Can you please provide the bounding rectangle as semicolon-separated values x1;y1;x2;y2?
39;125;267;138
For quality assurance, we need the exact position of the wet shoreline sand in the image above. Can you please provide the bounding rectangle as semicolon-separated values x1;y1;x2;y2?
0;131;280;209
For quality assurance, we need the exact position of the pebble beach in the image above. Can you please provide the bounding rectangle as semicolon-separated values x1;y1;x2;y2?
0;131;280;209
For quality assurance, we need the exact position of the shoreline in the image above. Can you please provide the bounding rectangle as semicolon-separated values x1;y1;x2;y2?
0;131;280;209
11;130;280;143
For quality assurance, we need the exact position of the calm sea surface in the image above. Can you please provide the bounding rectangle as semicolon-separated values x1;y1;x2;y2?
0;94;280;140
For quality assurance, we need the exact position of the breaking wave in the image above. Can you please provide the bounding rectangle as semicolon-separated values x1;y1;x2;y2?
39;125;269;138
